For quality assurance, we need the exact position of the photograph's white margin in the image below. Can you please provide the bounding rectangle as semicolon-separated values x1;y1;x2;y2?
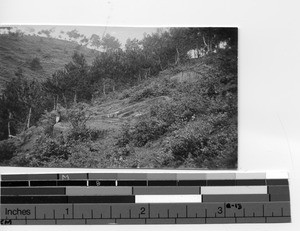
0;0;300;230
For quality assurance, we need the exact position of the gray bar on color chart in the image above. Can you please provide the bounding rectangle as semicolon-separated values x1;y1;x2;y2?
206;173;236;180
270;194;290;201
268;186;290;194
133;186;200;195
88;173;117;180
28;174;58;180
66;186;132;196
176;173;207;180
117;173;147;179
202;194;269;202
1;174;28;181
58;173;88;180
147;173;177;180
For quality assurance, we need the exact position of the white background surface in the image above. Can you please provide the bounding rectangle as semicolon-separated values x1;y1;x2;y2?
0;0;300;230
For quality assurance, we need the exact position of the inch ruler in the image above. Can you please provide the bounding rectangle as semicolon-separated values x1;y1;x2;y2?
0;172;291;225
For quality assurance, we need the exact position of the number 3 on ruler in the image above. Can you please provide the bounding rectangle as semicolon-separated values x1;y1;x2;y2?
217;207;223;214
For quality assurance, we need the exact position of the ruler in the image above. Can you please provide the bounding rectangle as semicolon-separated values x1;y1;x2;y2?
0;172;291;225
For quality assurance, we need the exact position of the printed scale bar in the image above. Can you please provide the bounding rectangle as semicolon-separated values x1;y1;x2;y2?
0;202;291;225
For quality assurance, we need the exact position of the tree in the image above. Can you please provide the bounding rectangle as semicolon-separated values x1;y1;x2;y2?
80;36;89;46
67;29;81;41
90;34;101;48
2;73;51;133
100;33;121;52
38;29;53;38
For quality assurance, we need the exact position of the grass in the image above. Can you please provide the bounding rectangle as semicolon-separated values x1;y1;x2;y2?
0;34;99;92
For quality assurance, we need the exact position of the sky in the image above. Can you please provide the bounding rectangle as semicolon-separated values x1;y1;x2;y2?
3;25;161;47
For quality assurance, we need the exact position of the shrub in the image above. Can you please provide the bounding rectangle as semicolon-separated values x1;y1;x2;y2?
118;117;168;147
0;139;18;162
29;57;42;70
67;103;91;130
38;111;57;136
67;127;108;142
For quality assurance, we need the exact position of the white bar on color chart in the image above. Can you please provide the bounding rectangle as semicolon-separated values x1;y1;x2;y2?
135;195;202;203
201;186;267;195
266;172;289;179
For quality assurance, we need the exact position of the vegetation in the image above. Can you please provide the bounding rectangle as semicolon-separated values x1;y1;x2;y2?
0;27;237;169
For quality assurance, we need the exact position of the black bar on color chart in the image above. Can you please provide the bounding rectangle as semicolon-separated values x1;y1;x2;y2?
236;180;266;186
30;180;57;186
57;180;87;186
1;187;66;195
88;180;116;186
148;181;177;186
207;180;236;186
117;180;147;186
1;196;68;204
1;181;29;187
266;179;289;185
178;180;207;186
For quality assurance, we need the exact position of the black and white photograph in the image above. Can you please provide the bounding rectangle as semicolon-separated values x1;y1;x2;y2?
0;26;238;169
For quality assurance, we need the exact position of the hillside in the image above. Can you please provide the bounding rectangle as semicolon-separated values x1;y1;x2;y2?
0;28;238;169
0;50;237;169
0;34;98;91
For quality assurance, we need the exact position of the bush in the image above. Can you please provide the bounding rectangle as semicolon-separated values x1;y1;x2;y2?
0;139;18;162
67;127;108;142
29;57;42;70
38;111;57;136
117;117;168;147
67;103;91;129
128;78;171;103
